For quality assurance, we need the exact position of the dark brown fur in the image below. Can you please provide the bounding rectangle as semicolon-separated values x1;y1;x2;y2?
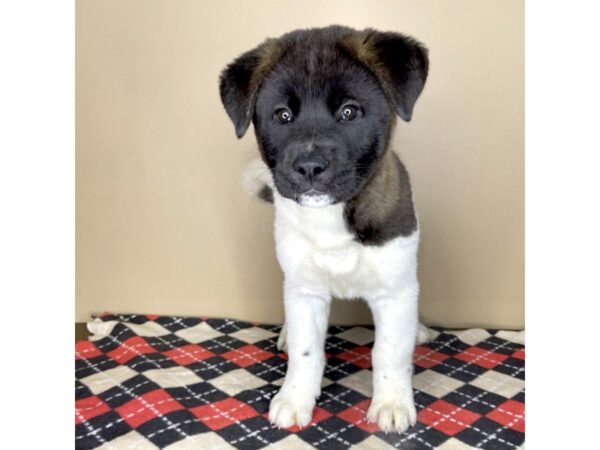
344;151;417;244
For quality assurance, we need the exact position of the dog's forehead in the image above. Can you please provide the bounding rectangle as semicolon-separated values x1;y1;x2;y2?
279;30;357;74
261;34;372;101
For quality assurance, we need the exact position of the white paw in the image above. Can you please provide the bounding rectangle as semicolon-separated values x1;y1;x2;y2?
367;397;417;433
417;322;435;345
276;324;287;352
268;390;315;429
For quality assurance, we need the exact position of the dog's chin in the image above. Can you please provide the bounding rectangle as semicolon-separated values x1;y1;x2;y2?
274;184;337;208
297;192;334;208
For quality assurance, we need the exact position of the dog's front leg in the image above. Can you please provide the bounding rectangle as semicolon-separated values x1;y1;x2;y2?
366;289;418;433
269;284;330;429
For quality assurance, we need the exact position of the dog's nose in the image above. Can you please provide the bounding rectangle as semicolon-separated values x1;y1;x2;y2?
292;153;329;179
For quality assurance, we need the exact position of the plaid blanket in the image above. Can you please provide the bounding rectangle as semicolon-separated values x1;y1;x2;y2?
75;314;525;449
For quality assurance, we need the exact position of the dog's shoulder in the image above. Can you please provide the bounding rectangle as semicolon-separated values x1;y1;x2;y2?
344;151;418;246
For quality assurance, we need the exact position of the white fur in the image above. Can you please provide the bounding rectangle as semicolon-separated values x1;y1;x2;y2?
242;158;274;197
261;165;420;433
298;193;334;208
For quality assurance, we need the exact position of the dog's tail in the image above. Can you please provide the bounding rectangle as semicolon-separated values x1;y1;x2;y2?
242;158;274;204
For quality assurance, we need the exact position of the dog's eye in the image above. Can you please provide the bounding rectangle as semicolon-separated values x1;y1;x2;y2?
274;108;293;124
340;105;360;121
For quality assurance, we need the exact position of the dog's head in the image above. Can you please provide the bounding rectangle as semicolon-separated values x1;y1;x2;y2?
219;26;428;207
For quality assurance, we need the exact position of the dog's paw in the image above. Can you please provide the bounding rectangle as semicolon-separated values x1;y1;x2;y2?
367;396;417;433
268;390;315;429
276;324;287;352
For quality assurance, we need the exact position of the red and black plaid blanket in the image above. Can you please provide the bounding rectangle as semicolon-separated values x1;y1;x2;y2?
75;314;524;449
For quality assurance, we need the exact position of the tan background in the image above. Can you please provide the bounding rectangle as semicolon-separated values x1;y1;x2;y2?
76;0;524;329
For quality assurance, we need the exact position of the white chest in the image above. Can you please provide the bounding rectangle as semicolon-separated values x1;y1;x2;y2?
273;194;419;300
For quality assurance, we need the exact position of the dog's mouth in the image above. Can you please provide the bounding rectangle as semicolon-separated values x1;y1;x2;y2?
272;167;361;207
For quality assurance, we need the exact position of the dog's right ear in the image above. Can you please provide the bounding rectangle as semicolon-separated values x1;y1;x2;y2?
219;39;282;138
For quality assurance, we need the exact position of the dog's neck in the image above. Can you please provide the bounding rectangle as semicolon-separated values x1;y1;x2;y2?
271;150;417;248
274;193;352;250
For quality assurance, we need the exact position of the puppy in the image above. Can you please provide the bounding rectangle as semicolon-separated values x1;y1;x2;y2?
219;25;429;433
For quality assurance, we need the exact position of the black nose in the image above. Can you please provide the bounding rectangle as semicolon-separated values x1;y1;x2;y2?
292;153;329;179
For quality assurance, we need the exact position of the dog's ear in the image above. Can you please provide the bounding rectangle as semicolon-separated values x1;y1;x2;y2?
346;30;429;122
219;39;282;138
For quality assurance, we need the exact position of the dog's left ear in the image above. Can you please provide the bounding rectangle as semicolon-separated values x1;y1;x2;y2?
219;39;282;138
347;30;429;122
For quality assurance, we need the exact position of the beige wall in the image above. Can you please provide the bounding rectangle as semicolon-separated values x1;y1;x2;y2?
76;0;524;329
